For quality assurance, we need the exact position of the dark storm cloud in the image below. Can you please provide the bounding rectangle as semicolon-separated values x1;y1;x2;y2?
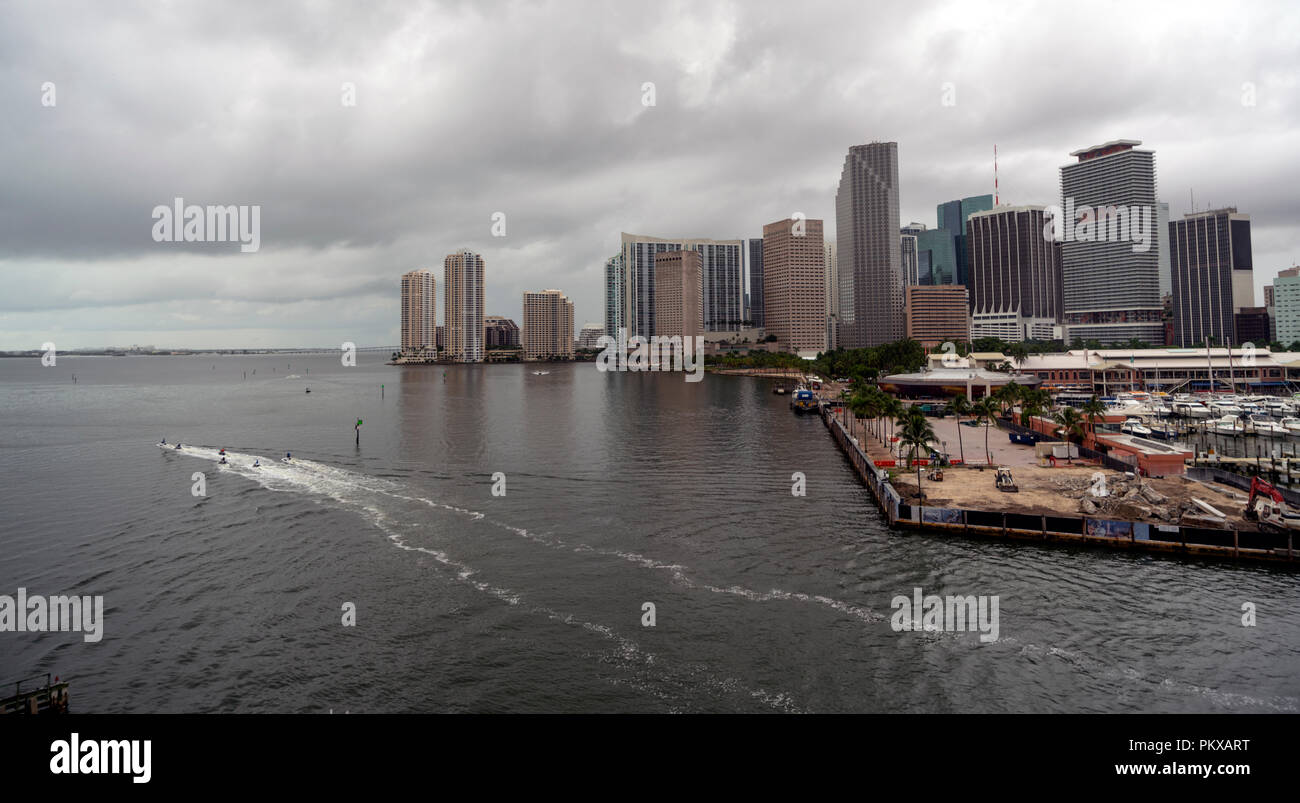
1;0;1297;348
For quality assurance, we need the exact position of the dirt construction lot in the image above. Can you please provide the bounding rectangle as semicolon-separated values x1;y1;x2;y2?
890;464;1255;529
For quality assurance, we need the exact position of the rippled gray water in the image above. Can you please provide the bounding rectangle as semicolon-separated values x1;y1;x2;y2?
1;354;1296;712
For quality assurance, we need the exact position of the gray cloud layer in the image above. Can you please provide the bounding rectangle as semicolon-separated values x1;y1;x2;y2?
2;0;1298;348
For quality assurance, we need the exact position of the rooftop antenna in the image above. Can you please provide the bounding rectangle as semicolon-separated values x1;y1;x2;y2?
994;144;999;206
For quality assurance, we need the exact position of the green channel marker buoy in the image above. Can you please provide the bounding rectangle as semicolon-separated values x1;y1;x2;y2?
355;418;363;444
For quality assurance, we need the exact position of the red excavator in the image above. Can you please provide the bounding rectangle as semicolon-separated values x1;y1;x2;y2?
1244;477;1300;533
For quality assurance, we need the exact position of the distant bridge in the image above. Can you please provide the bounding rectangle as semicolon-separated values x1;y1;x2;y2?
233;346;399;355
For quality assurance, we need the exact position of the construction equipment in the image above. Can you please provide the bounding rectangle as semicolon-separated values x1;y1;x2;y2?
1244;477;1300;533
995;466;1019;493
927;466;944;482
929;450;952;467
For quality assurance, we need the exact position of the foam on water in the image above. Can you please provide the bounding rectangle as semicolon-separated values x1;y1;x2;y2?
160;444;1296;712
160;445;803;712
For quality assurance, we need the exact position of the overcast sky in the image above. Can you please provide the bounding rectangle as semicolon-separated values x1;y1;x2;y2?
2;0;1297;349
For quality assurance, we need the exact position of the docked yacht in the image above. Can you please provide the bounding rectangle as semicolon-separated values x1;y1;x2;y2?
1282;417;1300;434
1211;414;1247;435
1209;399;1244;417
1146;421;1178;440
1265;399;1294;416
1120;417;1152;437
1146;400;1173;416
1249;414;1288;437
1172;400;1212;418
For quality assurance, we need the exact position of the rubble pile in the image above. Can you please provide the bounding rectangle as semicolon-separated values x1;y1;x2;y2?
1050;475;1234;524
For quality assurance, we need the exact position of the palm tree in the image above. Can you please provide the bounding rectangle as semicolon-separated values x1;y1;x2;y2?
847;388;876;441
897;407;937;501
1006;341;1031;372
1036;388;1056;411
883;396;906;456
1019;389;1043;427
999;381;1023;418
1081;394;1107;443
947;393;971;465
853;387;883;439
1052;406;1085;464
974;396;999;465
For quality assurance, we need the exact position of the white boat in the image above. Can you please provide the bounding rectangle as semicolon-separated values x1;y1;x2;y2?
1120;417;1152;437
532;370;551;376
1281;417;1300;433
1147;422;1177;440
1211;415;1246;436
1210;400;1243;416
1172;400;1212;418
1248;414;1288;436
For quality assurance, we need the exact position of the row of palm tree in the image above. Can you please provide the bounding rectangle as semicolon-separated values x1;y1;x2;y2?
943;393;997;466
896;405;938;501
841;381;1111;494
846;386;908;456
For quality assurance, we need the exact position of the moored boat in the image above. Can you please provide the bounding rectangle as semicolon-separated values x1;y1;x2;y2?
1120;417;1152;437
1211;414;1247;436
790;386;817;413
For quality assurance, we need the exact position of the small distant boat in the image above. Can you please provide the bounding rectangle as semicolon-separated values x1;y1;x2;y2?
532;370;551;376
774;386;787;395
305;388;311;393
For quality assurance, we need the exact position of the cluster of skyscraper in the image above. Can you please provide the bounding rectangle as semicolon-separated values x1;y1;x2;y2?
601;138;1265;354
400;250;576;362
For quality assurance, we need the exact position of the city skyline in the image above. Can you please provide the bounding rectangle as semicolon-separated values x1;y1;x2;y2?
3;1;1299;350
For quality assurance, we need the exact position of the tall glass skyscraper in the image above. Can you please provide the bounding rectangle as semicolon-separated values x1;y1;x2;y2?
621;234;743;337
835;142;902;348
914;195;992;287
400;269;436;355
603;253;625;337
748;238;764;328
444;249;485;362
1168;208;1254;347
1059;139;1162;345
